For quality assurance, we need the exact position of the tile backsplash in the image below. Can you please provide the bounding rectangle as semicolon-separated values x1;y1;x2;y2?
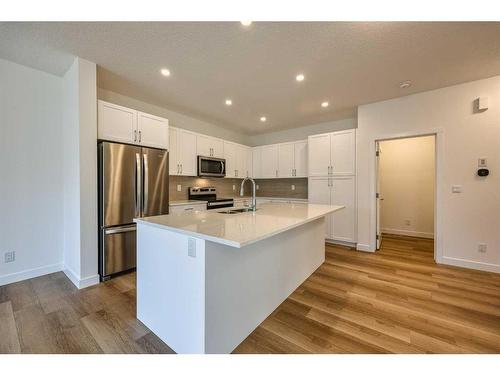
169;176;308;201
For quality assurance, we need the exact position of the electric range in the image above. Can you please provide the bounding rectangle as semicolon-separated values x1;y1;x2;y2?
188;187;234;210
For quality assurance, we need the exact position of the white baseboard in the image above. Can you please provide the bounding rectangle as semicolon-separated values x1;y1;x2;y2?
0;263;64;287
63;267;100;289
326;239;356;248
440;256;500;274
381;228;434;239
356;243;374;252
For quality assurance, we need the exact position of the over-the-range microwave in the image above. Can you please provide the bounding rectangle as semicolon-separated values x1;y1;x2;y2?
197;155;226;178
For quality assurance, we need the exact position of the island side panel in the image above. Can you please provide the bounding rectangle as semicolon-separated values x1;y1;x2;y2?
204;217;326;354
136;222;206;354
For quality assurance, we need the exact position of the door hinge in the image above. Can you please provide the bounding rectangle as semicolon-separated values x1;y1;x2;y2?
376;151;380;157
376;234;380;240
376;192;380;198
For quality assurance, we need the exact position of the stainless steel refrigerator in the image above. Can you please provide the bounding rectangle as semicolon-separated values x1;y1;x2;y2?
98;141;169;280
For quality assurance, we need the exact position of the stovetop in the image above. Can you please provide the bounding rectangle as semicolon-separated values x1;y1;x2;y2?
188;187;234;209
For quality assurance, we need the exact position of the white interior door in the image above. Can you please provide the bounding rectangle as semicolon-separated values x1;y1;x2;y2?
308;177;332;238
308;134;331;176
375;141;381;249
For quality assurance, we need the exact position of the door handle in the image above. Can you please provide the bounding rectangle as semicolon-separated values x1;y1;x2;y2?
180;164;182;174
143;153;149;216
135;153;141;217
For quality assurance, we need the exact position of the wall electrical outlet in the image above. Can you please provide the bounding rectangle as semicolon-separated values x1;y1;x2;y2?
291;184;296;191
4;251;15;263
232;184;236;191
177;184;182;192
478;243;487;253
256;184;259;190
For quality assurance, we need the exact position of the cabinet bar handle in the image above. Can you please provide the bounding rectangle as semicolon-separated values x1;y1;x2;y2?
134;130;137;142
138;130;142;142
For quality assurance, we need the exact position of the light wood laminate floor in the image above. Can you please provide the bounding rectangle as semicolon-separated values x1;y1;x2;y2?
1;234;499;353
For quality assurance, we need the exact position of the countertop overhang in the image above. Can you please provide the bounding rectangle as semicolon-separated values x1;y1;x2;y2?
134;203;344;248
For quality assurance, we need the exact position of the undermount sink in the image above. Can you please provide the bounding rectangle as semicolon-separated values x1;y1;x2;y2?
217;207;257;214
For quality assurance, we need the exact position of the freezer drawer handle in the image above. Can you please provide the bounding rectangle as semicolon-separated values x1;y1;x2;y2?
105;225;136;235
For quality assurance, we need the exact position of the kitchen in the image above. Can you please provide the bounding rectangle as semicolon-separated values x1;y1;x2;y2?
1;14;500;370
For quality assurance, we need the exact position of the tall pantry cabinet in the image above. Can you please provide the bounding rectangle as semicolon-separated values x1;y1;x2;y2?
308;129;356;244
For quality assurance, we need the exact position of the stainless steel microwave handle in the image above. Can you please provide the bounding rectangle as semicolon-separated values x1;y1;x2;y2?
220;160;225;174
135;153;141;217
143;153;149;215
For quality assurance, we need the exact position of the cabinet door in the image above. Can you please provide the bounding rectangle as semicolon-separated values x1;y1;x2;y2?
212;138;224;158
236;144;247;178
331;129;356;176
224;141;237;178
294;140;308;177
308;133;331;176
168;127;179;175
252;147;262;178
98;100;137;144
278;143;294;178
308;177;332;238
137;111;169;149
196;134;212;157
245;148;253;178
331;176;356;242
178;130;197;176
260;144;279;178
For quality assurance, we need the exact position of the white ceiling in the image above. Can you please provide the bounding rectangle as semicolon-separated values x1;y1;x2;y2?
1;22;500;135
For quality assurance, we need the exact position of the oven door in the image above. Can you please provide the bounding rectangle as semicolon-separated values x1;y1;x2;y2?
198;156;225;177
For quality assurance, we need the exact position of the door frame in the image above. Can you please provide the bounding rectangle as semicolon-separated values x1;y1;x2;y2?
371;128;443;263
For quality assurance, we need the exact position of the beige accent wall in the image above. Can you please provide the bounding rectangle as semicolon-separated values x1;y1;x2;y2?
170;176;308;201
379;136;435;238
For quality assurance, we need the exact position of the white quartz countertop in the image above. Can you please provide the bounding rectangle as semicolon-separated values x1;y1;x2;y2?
169;200;208;206
135;203;344;248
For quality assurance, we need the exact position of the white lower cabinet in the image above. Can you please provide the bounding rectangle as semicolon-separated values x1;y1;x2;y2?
308;176;356;243
169;203;207;213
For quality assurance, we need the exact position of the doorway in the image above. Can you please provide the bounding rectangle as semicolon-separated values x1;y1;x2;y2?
375;135;436;256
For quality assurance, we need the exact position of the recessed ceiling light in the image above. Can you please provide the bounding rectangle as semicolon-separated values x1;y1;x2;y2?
321;101;329;108
399;80;411;89
240;21;252;26
260;116;267;122
295;74;305;82
160;68;171;77
225;99;232;106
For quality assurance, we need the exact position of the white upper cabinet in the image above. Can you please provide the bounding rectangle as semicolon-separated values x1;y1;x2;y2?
178;129;197;176
98;100;137;144
245;147;253;178
308;133;331;177
294;140;308;177
237;145;249;179
98;100;169;149
278;143;295;178
308;129;356;177
330;130;356;176
197;134;224;158
252;147;262;178
169;127;197;176
260;144;279;178
137;111;169;149
223;141;238;178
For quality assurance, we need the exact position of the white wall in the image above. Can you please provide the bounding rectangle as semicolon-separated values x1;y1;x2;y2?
379;136;435;239
357;75;500;273
63;58;99;288
98;88;250;145
249;118;356;146
0;58;64;285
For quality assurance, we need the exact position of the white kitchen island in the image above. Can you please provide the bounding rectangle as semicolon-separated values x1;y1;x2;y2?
134;202;344;354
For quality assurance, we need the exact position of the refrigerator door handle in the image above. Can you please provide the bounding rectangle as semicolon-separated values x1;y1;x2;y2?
135;153;141;217
105;225;136;235
143;153;149;216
